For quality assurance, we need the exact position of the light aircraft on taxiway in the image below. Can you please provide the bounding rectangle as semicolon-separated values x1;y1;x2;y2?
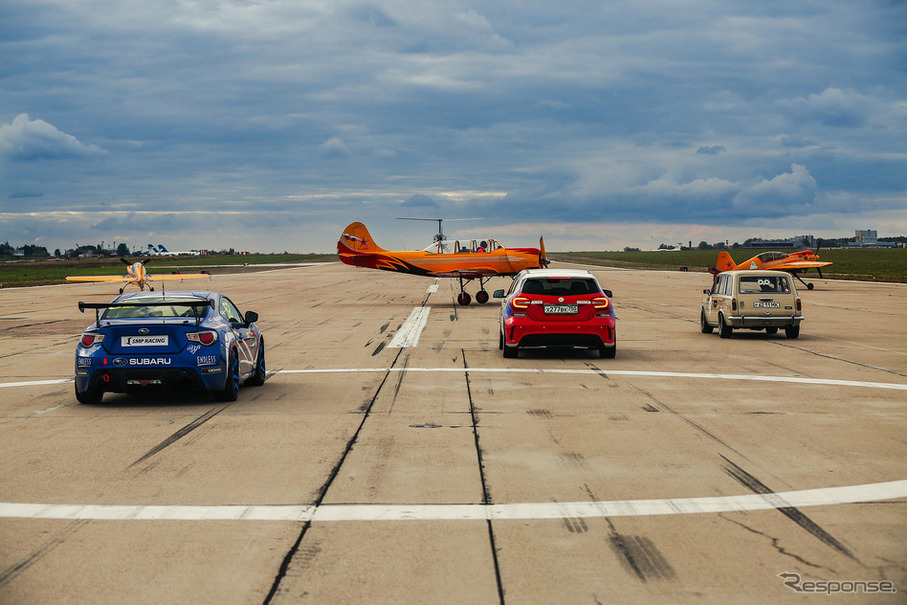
711;247;833;290
66;258;209;294
337;219;549;305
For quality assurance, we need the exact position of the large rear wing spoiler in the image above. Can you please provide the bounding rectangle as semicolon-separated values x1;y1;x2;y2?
78;299;214;326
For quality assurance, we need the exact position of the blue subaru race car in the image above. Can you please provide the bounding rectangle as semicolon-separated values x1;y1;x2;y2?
74;290;265;404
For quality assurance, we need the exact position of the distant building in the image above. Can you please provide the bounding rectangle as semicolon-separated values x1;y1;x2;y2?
849;229;892;247
744;235;815;249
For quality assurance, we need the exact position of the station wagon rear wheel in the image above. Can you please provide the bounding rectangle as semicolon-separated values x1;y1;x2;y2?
785;325;800;339
700;309;714;334
718;314;733;339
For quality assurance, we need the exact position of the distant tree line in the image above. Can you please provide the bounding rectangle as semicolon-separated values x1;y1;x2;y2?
0;242;307;258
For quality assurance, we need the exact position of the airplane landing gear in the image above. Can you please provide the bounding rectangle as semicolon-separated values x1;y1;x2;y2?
456;276;492;305
792;272;814;291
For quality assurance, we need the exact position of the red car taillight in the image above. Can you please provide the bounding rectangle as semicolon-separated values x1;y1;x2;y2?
511;296;531;310
187;331;217;346
80;333;104;347
592;297;610;310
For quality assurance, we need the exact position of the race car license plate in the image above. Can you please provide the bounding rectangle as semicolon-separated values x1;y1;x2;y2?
544;304;578;315
121;335;169;347
753;302;780;308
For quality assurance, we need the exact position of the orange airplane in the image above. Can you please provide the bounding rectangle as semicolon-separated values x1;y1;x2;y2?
66;258;208;293
712;249;832;290
337;221;549;305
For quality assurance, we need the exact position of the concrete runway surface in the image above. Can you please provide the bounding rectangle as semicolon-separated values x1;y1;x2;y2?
0;262;904;604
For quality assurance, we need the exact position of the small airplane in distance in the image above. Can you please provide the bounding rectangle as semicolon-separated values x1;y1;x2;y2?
66;258;209;293
711;248;832;290
337;220;549;305
148;244;200;256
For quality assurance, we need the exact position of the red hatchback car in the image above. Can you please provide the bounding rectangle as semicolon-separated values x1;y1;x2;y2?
494;269;616;358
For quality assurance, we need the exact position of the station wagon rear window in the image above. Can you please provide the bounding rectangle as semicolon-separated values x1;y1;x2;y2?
103;300;210;319
522;277;599;296
738;276;791;294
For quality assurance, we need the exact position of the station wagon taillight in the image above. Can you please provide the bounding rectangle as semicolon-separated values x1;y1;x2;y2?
79;333;104;347
187;330;217;346
592;297;610;310
731;298;738;312
511;297;531;310
796;298;801;312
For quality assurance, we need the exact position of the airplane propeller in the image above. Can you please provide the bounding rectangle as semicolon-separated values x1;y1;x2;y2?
397;217;483;243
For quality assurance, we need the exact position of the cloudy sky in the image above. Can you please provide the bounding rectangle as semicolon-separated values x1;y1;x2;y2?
2;0;905;254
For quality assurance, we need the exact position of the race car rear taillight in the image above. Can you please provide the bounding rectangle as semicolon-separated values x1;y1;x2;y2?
187;330;217;346
511;297;531;310
592;297;610;310
796;298;801;312
80;333;104;347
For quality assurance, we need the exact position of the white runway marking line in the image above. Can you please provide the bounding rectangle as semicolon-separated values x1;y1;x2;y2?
388;307;431;348
274;368;907;391
1;480;904;522
3;369;906;391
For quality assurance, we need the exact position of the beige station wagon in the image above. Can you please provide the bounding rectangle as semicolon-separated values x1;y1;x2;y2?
700;270;803;339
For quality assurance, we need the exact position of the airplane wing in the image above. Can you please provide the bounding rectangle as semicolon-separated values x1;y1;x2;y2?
66;275;127;283
148;274;209;281
779;261;833;270
433;268;500;279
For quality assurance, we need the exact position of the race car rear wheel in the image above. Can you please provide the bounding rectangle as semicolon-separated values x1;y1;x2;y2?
216;350;240;401
75;382;102;404
700;309;714;334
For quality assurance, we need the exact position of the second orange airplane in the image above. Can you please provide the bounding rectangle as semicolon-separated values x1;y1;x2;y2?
337;221;549;305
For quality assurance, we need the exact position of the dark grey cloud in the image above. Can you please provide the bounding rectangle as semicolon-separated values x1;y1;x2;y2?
1;0;905;252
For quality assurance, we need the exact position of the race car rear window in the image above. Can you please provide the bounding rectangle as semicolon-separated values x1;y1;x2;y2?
522;278;599;296
738;276;791;294
103;301;210;319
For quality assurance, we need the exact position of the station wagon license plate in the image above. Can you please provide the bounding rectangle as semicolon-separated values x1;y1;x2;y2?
753;302;781;308
544;304;578;315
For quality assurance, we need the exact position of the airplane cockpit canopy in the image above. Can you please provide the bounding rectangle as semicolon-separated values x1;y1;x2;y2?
757;251;790;263
421;239;503;254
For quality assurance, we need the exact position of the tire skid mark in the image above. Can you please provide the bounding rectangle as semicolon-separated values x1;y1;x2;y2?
387;354;410;415
720;454;858;562
769;341;907;378
0;520;88;589
462;350;506;605
128;406;228;469
584;485;676;583
263;347;405;605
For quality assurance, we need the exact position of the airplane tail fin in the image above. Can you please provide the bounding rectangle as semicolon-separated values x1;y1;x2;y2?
338;222;386;264
539;236;549;267
715;251;738;272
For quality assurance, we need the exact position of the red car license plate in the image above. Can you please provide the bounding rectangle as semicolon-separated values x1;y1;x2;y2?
544;304;578;315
